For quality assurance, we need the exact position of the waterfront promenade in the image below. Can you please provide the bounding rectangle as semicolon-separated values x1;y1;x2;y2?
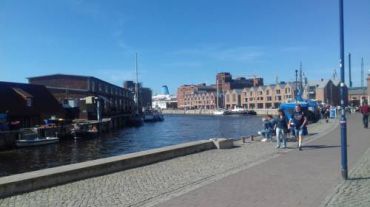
0;113;369;206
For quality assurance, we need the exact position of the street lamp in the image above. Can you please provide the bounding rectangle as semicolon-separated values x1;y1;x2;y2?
339;0;348;180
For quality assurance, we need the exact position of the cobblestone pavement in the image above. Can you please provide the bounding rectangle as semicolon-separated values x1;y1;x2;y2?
323;146;370;207
0;120;337;207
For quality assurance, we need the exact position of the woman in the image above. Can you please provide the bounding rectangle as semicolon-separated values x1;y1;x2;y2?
275;109;288;149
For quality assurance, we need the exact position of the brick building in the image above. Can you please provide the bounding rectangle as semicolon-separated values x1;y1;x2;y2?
240;83;296;109
183;91;217;109
348;74;370;106
177;84;216;109
28;74;135;121
216;72;263;108
224;89;242;109
303;79;347;106
0;81;65;128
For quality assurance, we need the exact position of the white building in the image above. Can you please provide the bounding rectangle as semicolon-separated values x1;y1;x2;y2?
152;94;177;109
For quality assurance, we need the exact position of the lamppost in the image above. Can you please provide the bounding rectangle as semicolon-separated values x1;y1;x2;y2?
295;69;298;102
339;0;348;180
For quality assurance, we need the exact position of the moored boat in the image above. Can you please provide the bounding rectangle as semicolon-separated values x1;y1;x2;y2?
16;128;59;147
213;109;231;115
230;107;249;115
144;109;164;122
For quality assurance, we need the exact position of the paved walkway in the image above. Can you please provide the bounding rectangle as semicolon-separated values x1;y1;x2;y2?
0;114;368;207
156;113;370;207
323;126;370;206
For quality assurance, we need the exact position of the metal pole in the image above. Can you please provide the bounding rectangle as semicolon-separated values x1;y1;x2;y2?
97;98;101;133
348;53;352;88
295;69;298;102
339;0;348;180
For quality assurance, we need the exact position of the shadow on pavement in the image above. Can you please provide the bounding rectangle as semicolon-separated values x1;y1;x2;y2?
348;176;370;181
301;145;340;150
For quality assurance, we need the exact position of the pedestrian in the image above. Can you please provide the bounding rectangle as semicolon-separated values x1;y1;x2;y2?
360;101;369;128
288;104;308;151
324;105;330;123
274;109;288;149
259;115;273;142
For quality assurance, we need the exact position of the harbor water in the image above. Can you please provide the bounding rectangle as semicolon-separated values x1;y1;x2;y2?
0;114;262;177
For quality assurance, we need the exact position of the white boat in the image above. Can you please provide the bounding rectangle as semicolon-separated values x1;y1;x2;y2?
16;137;59;147
230;107;249;115
16;128;59;147
213;109;231;115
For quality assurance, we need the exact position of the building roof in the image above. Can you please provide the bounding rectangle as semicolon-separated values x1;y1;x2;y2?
28;74;127;89
27;73;94;80
0;81;65;117
307;79;331;89
348;87;368;95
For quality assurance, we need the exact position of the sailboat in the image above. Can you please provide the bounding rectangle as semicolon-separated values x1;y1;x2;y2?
213;79;230;115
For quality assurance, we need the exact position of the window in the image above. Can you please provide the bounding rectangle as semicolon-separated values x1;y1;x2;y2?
266;90;269;95
276;89;280;94
26;98;32;107
232;94;236;102
226;94;230;102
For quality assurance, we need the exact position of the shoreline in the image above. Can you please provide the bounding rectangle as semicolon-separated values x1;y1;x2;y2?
163;109;278;115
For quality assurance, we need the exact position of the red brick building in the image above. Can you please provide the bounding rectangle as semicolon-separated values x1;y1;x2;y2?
28;74;135;120
177;84;216;109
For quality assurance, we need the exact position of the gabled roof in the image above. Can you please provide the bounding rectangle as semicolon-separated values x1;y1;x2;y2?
308;79;331;89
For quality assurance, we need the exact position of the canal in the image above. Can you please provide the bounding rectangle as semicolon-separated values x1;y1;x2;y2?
0;115;262;177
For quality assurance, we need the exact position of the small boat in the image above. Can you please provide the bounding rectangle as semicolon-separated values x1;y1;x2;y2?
16;137;59;147
247;110;257;115
144;109;164;122
230;107;249;115
16;128;59;147
213;109;231;115
71;124;98;139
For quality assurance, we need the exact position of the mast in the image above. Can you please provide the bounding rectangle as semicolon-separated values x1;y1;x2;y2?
216;78;219;109
361;57;364;88
299;62;303;92
348;53;352;88
135;53;139;114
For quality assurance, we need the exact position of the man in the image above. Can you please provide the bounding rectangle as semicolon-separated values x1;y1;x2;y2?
360;101;369;128
288;104;307;151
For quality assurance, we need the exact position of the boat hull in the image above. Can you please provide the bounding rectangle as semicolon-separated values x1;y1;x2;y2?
16;137;59;147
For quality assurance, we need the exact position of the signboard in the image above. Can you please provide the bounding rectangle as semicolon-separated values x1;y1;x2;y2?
330;108;337;119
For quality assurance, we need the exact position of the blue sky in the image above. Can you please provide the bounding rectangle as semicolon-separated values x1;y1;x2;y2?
1;0;369;94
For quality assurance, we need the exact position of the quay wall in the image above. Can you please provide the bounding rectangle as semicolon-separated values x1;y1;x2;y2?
0;140;216;198
0;131;17;150
163;109;278;115
163;109;214;115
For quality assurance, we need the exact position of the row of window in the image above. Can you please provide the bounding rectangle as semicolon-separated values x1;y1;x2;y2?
91;81;131;97
243;87;292;96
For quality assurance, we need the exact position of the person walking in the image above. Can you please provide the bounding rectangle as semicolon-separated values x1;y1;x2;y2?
360;101;369;128
288;104;307;151
274;109;288;149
